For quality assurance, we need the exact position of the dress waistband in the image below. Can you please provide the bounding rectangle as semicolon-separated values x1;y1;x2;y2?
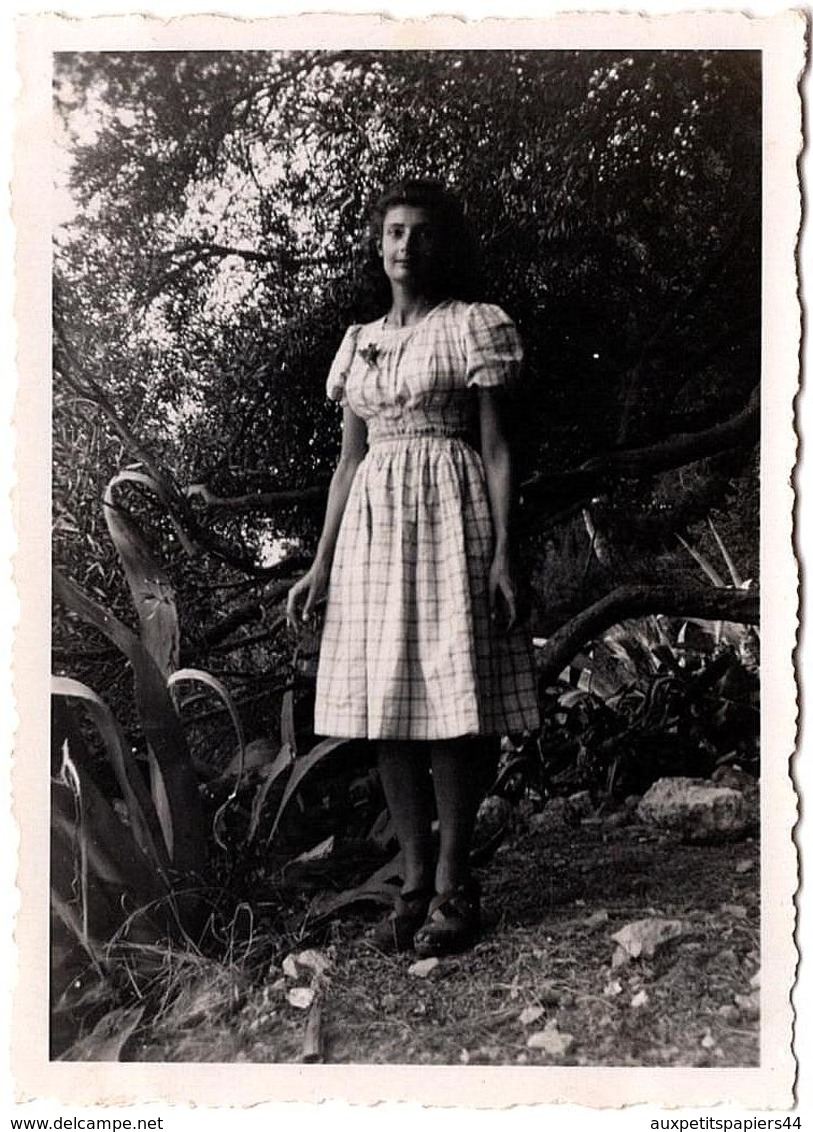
367;425;471;447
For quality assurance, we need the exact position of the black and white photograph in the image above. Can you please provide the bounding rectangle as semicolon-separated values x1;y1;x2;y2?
7;7;803;1115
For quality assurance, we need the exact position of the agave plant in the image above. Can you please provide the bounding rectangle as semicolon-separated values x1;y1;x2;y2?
51;473;356;1057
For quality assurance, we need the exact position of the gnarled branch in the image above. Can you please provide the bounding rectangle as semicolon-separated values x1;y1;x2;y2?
534;581;758;687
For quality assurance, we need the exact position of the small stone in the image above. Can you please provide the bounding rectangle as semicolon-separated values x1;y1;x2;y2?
701;1032;716;1050
536;982;562;1006
604;980;623;997
604;811;632;829
624;794;643;811
734;991;760;1020
527;1030;575;1056
475;796;514;844
630;990;649;1008
720;903;748;920
519;1005;546;1026
530;798;571;831
736;859;755;874
286;986;315;1010
408;957;441;978
296;948;332;976
611;917;684;968
567;790;594;821
717;1004;740;1023
711;766;759;794
459;1049;470;1065
281;955;300;979
585;909;609;928
750;969;761;989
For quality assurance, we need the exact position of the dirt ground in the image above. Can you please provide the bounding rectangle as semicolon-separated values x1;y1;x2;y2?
129;810;760;1068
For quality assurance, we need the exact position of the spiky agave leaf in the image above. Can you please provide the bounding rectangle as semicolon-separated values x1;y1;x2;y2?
266;737;348;843
247;744;295;845
52;676;171;872
53;570;206;928
169;667;246;850
707;516;745;589
59;1004;145;1062
676;533;727;588
103;472;181;678
52;746;172;949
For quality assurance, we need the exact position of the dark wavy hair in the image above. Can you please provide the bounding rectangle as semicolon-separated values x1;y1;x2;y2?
363;179;483;307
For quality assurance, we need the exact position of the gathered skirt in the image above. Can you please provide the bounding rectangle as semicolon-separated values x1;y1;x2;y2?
314;434;540;740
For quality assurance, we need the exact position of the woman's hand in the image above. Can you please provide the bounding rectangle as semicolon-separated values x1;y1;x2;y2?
286;560;330;632
488;547;517;633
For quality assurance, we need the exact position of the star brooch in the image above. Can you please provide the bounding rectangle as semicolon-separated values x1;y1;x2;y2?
359;342;381;368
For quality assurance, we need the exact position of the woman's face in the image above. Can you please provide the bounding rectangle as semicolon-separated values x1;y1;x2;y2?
377;205;442;292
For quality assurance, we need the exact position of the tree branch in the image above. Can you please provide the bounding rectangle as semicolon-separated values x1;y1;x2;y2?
534;581;758;687
522;385;759;516
186;483;328;513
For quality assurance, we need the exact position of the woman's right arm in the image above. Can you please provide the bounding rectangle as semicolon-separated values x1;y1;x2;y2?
286;406;367;629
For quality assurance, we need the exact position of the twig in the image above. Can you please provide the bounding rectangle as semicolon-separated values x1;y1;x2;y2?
302;999;323;1063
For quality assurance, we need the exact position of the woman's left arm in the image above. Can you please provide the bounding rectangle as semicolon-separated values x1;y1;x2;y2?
479;386;517;632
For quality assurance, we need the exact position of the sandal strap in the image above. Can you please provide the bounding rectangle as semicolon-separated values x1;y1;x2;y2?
427;882;480;921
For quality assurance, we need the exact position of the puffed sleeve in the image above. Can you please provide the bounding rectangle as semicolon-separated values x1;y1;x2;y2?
463;302;523;389
326;325;361;405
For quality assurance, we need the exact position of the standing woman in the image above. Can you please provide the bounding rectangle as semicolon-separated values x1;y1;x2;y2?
287;179;539;956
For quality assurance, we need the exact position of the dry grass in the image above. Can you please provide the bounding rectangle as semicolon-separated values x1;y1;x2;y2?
121;817;760;1067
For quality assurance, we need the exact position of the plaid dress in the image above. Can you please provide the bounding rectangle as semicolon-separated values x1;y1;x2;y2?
314;299;540;741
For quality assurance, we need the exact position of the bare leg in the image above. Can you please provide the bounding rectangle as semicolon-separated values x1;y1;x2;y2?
376;740;435;893
431;736;500;893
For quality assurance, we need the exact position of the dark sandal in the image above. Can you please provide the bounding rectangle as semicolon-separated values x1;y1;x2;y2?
369;888;432;954
413;881;481;958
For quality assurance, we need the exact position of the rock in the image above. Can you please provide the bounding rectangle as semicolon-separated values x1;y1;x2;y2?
519;1005;546;1026
711;766;759;795
226;737;279;776
408;957;441;978
475;795;514;842
286;986;315;1010
630;989;649;1008
701;1032;716;1050
624;794;643;811
604;810;632;829
585;909;610;929
527;1030;574;1056
750;969;761;989
281;954;300;980
567;790;594;821
604;980;623;997
734;991;760;1020
717;1004;740;1023
296;948;332;976
530;797;571;831
736;858;755;874
535;981;563;1006
611;917;684;968
637;777;753;843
